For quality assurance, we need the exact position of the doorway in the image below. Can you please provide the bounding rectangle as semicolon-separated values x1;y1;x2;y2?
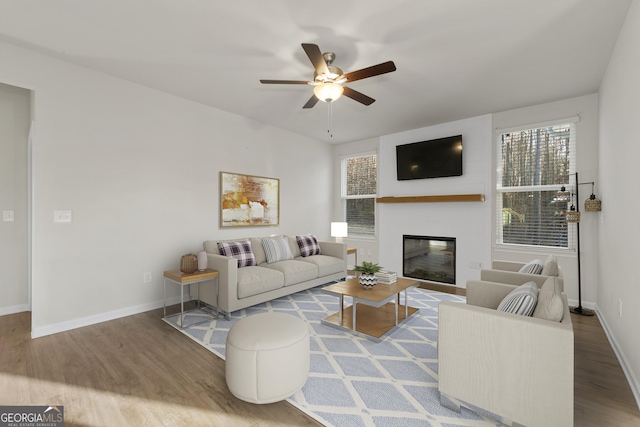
0;82;31;316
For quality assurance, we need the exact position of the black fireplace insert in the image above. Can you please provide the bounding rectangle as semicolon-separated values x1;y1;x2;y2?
403;235;456;285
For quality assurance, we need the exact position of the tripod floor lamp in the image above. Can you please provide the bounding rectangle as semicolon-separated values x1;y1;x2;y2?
557;172;601;316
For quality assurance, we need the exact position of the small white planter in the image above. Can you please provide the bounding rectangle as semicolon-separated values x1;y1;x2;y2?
359;273;377;290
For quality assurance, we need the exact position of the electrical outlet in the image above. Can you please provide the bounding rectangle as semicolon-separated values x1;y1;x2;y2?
3;210;14;222
143;272;152;284
53;210;72;223
469;261;483;269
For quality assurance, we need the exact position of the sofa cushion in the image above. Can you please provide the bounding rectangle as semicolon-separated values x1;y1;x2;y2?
297;255;344;277
497;281;538;316
296;234;321;257
541;254;559;276
518;259;543;275
218;240;256;268
262;236;294;264
532;277;564;321
262;260;318;286
237;266;284;299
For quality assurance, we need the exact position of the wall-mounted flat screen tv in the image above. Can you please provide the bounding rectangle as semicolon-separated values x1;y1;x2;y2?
396;135;463;180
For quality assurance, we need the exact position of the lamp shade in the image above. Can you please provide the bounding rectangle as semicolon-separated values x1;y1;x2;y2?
314;82;344;102
584;194;602;212
566;206;581;223
330;222;348;238
557;186;571;202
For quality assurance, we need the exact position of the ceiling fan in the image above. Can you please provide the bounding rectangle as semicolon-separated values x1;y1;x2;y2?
260;43;396;109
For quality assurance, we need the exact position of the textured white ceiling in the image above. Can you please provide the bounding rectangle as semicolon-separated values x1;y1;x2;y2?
0;0;632;143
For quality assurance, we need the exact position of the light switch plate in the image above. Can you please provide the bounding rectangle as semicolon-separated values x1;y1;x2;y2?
3;210;14;222
54;210;72;223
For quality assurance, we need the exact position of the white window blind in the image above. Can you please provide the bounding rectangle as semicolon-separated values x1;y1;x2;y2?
341;153;377;237
496;121;577;249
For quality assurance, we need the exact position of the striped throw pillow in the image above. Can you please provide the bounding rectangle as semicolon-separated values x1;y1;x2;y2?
296;234;321;257
519;259;543;275
261;236;294;264
497;281;539;316
217;240;256;268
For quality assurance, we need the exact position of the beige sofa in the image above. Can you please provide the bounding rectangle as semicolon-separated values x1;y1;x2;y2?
438;277;573;427
190;235;346;315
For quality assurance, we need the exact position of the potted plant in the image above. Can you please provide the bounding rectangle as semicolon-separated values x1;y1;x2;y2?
354;261;382;289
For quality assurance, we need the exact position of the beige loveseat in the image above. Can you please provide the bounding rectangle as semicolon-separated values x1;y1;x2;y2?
438;276;573;427
190;235;346;315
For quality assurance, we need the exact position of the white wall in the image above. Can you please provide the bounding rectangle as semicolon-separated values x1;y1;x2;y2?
0;83;30;314
378;115;493;287
492;94;600;308
598;0;640;406
0;40;334;337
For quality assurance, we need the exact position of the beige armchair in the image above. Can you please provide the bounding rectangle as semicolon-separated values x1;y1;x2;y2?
480;257;564;291
438;277;573;427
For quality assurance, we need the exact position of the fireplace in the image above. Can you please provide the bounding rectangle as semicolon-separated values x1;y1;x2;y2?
403;235;456;285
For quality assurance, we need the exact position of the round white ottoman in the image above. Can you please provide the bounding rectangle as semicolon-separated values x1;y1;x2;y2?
225;312;310;404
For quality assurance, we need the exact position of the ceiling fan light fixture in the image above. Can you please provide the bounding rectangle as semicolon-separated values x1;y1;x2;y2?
313;82;344;102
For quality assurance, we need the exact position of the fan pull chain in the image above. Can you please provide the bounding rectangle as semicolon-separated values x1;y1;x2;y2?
327;102;333;138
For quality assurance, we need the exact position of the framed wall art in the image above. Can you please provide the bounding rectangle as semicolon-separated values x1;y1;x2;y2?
219;171;280;228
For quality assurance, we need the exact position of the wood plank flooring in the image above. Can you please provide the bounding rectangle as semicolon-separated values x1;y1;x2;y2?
1;284;639;426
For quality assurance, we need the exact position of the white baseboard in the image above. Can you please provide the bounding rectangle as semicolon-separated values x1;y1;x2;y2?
0;303;31;317
567;298;596;311
31;296;182;339
594;305;640;411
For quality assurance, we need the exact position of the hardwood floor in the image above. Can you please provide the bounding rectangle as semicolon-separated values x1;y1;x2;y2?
572;312;640;426
1;286;639;426
0;308;319;426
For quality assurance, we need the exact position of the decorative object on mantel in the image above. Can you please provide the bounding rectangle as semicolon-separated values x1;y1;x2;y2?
354;261;383;289
220;171;279;228
376;194;485;203
556;172;601;316
197;250;208;272
180;254;198;274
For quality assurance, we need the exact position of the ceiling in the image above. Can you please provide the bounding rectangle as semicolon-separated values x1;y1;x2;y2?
0;0;632;144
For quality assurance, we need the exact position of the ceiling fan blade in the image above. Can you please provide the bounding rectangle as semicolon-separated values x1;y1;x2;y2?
301;43;329;76
342;86;375;106
303;94;320;109
342;61;396;83
260;79;309;85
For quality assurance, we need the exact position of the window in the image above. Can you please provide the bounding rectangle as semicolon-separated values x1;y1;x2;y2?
341;153;377;237
496;121;576;248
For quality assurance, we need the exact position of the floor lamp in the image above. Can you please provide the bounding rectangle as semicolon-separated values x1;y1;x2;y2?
557;172;601;316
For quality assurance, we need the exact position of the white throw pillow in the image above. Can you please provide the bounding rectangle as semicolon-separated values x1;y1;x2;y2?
519;259;543;275
532;277;564;321
497;281;539;316
541;254;559;276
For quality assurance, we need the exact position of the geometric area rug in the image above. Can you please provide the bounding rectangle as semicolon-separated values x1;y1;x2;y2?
164;285;506;427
